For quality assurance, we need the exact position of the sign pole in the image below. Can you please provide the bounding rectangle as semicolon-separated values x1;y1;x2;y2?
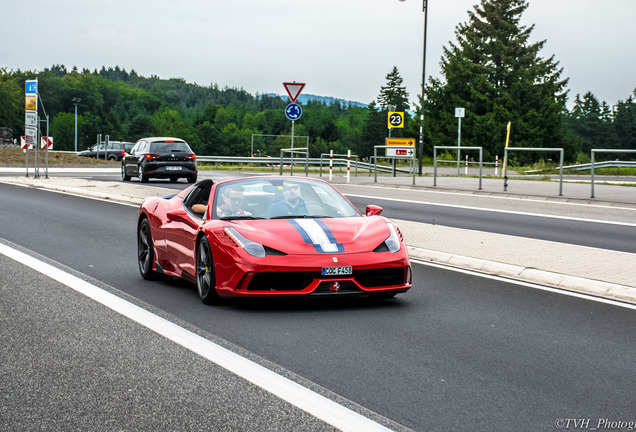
25;142;29;177
45;116;50;179
457;115;462;175
25;79;38;178
283;82;306;178
35;115;40;178
290;120;294;176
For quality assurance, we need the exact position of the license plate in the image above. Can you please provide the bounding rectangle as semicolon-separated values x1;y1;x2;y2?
322;266;352;276
166;166;181;171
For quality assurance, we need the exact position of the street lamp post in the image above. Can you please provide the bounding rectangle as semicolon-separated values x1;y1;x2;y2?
400;0;428;175
419;1;428;175
72;97;81;152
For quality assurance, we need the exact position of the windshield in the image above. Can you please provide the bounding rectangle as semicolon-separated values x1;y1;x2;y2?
213;178;360;220
149;141;192;153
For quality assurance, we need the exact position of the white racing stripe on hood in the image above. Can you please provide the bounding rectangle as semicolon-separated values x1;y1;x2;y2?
294;219;339;253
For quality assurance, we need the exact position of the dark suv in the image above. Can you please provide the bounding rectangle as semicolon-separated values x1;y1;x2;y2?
121;137;197;183
78;141;134;161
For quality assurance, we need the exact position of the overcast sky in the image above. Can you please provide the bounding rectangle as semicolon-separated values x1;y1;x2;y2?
2;0;634;108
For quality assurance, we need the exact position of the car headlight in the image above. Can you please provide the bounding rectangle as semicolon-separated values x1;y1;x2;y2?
223;227;266;257
384;222;401;253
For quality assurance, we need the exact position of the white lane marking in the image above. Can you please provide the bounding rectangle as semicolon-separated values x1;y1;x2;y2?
411;259;636;311
0;243;394;432
344;193;636;227
0;181;142;208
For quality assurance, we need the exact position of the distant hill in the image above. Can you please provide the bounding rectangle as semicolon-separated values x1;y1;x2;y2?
264;93;368;108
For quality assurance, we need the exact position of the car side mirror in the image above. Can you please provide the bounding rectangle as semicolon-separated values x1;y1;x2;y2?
167;209;190;223
366;205;383;216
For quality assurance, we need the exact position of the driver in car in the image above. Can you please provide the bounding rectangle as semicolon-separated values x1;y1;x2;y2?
268;180;308;217
217;185;252;217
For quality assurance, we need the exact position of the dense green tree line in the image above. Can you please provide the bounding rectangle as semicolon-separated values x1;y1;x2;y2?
0;0;634;164
417;0;635;164
0;65;370;158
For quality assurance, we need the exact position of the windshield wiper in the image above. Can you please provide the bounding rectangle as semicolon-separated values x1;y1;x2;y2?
219;215;265;220
269;215;333;219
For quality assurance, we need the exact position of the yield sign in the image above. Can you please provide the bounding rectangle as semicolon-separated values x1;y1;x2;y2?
283;82;305;103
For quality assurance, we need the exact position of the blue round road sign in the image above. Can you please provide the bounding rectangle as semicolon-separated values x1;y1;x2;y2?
285;103;302;121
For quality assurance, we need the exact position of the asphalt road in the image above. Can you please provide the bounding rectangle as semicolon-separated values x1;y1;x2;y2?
1;182;635;431
348;196;636;253
0;254;336;432
57;171;636;253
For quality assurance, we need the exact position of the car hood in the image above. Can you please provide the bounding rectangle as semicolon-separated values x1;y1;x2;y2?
222;216;393;255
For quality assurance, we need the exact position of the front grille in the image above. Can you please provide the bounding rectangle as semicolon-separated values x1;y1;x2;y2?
246;267;406;292
355;268;405;288
247;272;317;291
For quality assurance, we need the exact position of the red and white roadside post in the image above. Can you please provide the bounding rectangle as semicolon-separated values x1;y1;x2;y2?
41;136;53;179
21;136;30;177
329;149;333;182
347;150;351;183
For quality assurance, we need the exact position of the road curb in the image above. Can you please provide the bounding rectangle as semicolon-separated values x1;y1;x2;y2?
408;246;636;305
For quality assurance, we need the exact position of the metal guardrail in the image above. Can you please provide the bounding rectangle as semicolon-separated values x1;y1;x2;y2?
41;151;405;175
528;160;636;173
434;145;484;190
590;150;636;198
196;155;404;175
504;147;564;196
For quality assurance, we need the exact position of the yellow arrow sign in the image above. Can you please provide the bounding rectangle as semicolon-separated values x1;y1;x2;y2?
385;138;415;147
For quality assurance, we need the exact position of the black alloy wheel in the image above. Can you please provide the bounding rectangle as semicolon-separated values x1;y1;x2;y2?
121;163;131;181
139;166;149;183
138;218;157;279
197;237;220;304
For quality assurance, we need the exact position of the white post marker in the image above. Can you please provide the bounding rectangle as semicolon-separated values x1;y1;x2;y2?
455;107;465;175
495;155;499;176
347;150;351;183
465;154;468;175
329;149;333;182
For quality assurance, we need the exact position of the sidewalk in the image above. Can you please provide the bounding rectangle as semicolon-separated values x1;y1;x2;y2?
1;171;635;305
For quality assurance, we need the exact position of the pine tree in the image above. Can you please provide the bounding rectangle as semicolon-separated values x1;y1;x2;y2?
423;0;569;163
566;92;618;153
613;90;636;154
360;101;386;158
377;66;410;112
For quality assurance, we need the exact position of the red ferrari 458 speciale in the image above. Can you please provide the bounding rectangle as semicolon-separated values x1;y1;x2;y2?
137;176;412;304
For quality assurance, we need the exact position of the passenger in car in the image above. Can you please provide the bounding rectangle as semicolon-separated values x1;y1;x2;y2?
217;185;252;217
268;180;308;217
